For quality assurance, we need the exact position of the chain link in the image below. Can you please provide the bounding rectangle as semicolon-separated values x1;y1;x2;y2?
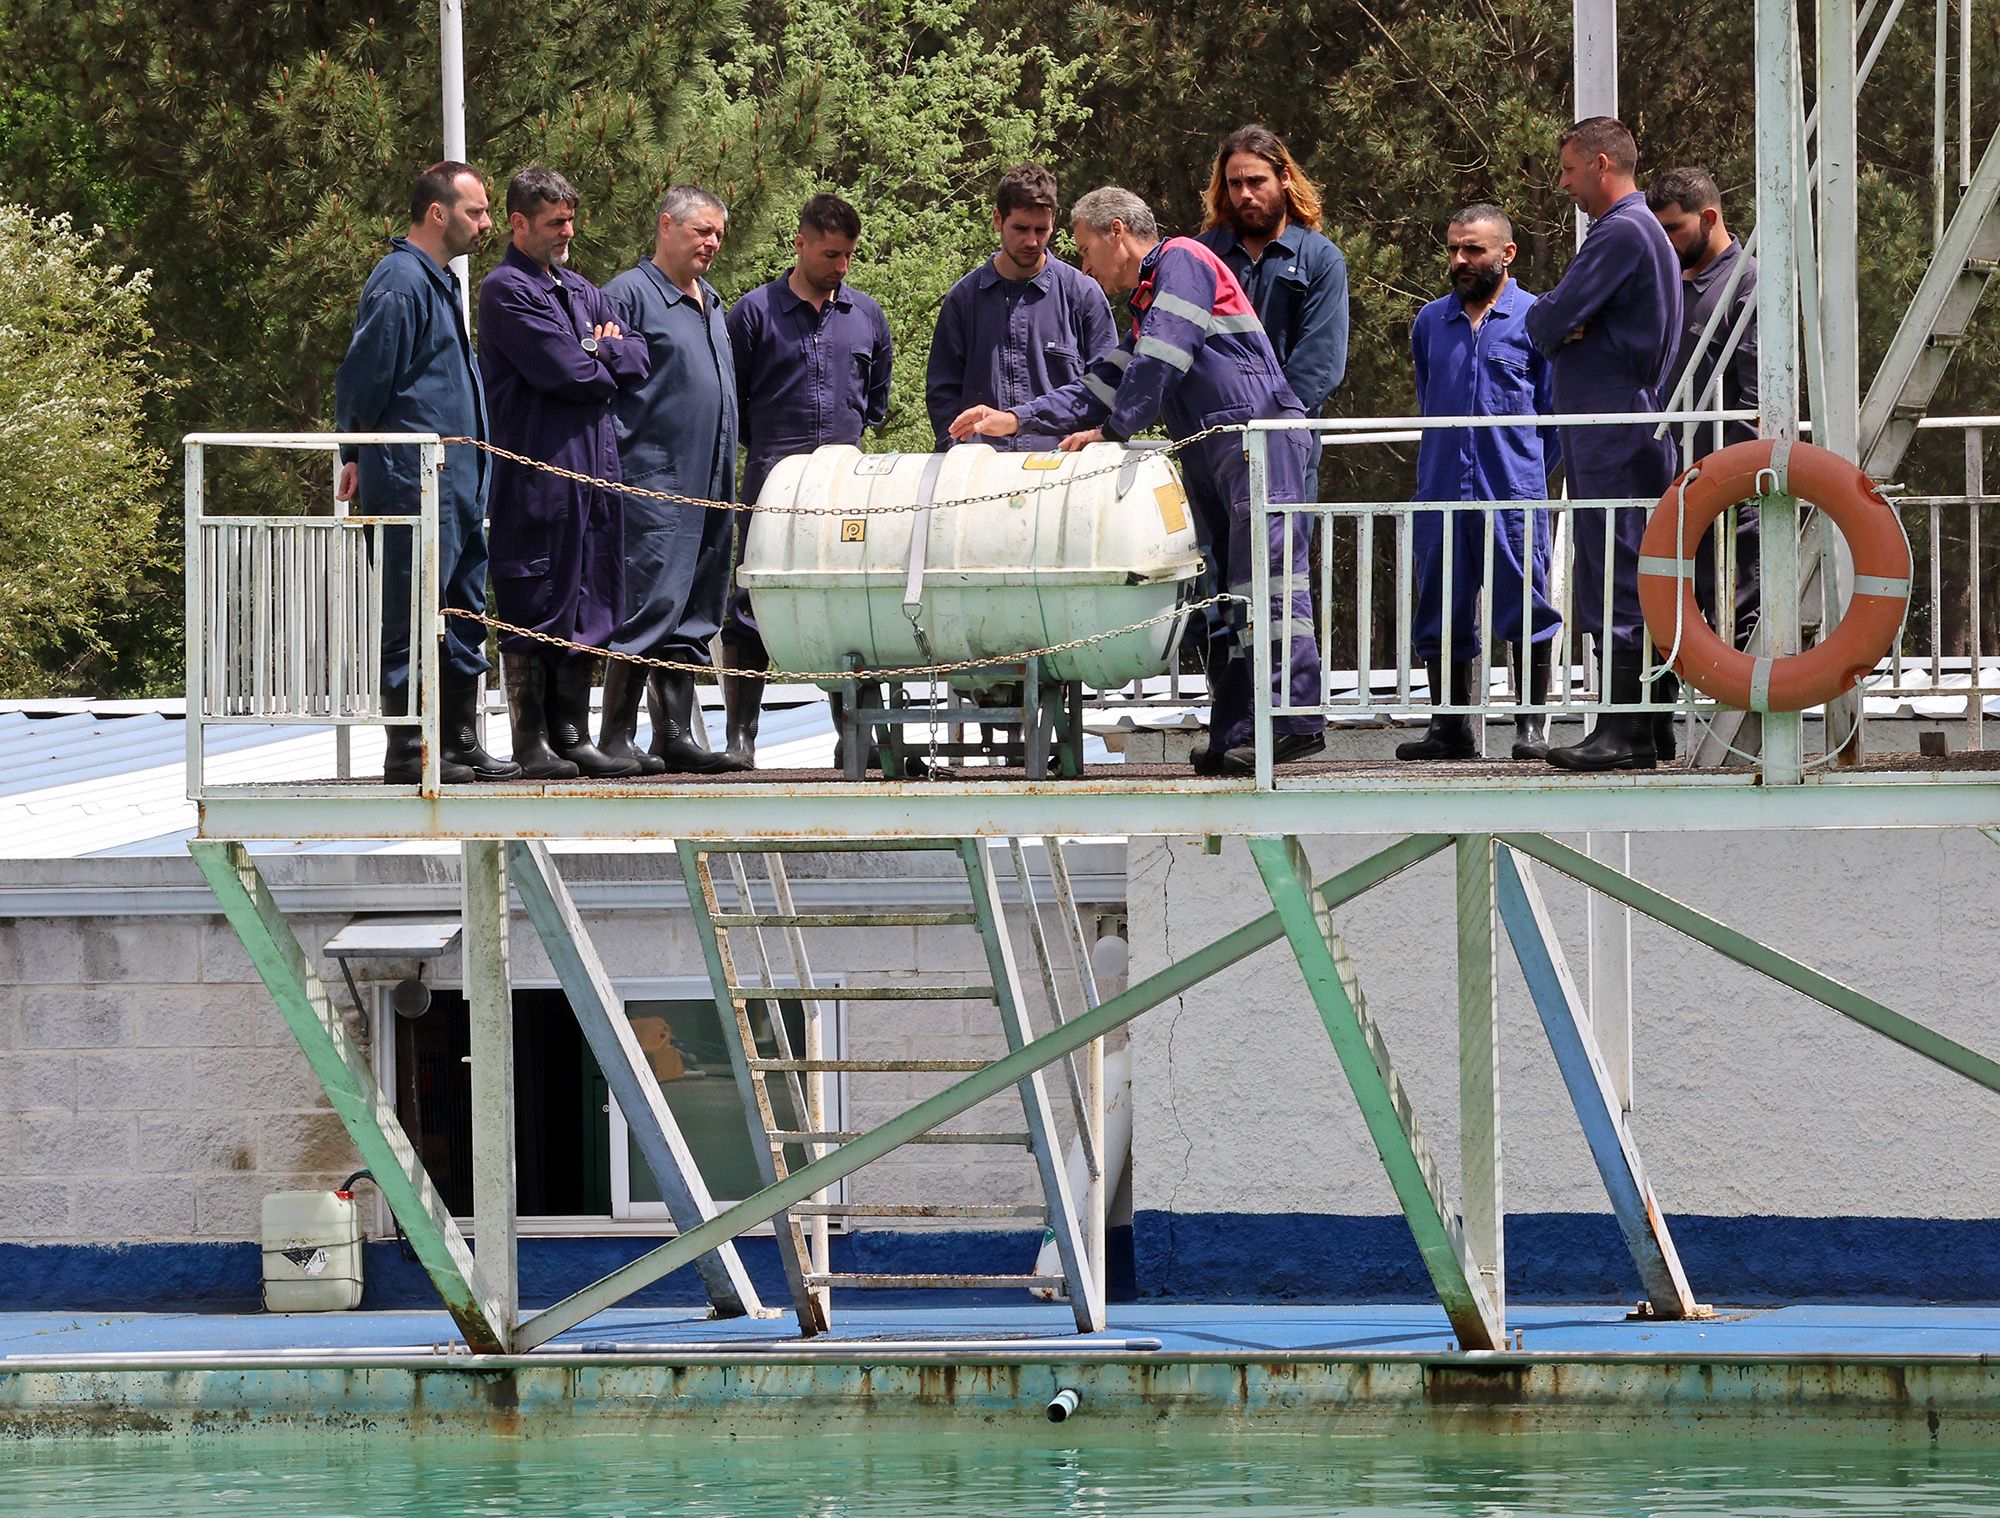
441;425;1242;518
443;593;1243;683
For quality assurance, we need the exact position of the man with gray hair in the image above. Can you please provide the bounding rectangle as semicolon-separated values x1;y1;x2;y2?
595;186;744;774
951;186;1326;774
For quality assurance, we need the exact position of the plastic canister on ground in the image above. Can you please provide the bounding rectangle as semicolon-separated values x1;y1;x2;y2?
261;1188;364;1312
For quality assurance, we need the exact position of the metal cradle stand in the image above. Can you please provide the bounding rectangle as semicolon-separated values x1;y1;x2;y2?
836;655;1086;780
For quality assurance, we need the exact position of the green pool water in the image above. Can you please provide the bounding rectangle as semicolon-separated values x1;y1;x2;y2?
7;1430;2000;1516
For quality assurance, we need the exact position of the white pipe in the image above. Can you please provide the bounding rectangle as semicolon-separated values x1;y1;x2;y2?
1034;1044;1130;1298
439;0;472;333
1046;1386;1082;1421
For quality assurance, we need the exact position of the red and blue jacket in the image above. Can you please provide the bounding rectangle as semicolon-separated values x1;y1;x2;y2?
1013;238;1303;446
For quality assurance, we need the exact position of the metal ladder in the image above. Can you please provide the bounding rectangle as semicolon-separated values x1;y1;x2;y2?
676;837;1106;1335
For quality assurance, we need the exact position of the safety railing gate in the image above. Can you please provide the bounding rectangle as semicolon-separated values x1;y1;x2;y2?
184;432;441;797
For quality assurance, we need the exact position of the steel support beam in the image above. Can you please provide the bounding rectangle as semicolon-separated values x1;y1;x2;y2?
1494;844;1702;1318
462;840;518;1339
188;840;508;1353
1249;834;1503;1350
1456;835;1503;1317
510;833;1453;1350
1499;832;2000;1093
506;840;766;1320
1585;832;1634;1110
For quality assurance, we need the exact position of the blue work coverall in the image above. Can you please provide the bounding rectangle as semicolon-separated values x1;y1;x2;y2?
334;237;491;686
1013;237;1322;751
1524;192;1683;652
1410;279;1563;663
603;259;738;665
925;256;1117;451
477;246;650;654
1196;222;1348;502
724;274;894;662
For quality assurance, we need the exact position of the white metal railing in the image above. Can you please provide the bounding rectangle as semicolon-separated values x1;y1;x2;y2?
184;432;442;797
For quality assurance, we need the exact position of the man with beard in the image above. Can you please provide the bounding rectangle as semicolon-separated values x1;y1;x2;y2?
1396;204;1563;763
723;192;893;768
596;185;744;776
950;186;1326;776
336;160;519;785
926;163;1117;452
1195;125;1347;503
1525;116;1683;771
479;165;651;779
1649;166;1760;644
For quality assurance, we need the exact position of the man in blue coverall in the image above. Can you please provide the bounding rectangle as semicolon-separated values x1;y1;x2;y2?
1398;204;1563;763
597;185;745;776
1525;116;1683;771
926;163;1117;451
723;192;894;767
950;186;1326;775
1196;125;1348;502
479;165;652;779
335;161;518;785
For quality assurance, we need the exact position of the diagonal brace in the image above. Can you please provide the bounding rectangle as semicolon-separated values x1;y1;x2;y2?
1247;834;1503;1351
189;840;509;1353
510;832;1455;1350
1494;844;1702;1318
506;840;766;1320
1499;833;2000;1095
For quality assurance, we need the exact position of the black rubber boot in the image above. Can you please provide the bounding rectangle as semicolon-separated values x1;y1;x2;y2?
1217;726;1328;775
383;681;474;785
441;669;522;781
648;670;739;774
503;654;579;780
547;656;640;778
1546;652;1658;771
1396;659;1476;761
598;661;666;776
720;647;765;770
1510;644;1551;762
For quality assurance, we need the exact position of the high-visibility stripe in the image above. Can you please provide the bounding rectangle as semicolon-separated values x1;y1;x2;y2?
1749;656;1774;712
1135;333;1194;372
1084;372;1119;407
1102;349;1133;372
1210;312;1265;335
1150;291;1213;330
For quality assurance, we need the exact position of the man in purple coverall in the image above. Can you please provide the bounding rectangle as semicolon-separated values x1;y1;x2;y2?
950;186;1325;776
1524;117;1683;771
479;165;652;779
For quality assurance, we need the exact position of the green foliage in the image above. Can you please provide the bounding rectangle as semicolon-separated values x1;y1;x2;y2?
0;206;167;696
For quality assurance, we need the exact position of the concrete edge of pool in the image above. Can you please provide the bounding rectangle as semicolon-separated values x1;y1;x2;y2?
6;1304;1999;1438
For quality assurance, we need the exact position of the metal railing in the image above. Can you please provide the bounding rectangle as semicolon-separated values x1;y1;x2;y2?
184;432;442;797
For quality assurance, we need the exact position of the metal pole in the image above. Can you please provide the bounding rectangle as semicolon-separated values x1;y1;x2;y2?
1821;0;1866;765
1456;835;1503;1318
439;0;472;331
463;839;518;1340
1572;0;1619;250
1248;429;1275;789
1585;833;1634;1110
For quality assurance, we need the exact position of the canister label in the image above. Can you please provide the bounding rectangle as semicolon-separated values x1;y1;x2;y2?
840;519;866;542
1155;483;1188;534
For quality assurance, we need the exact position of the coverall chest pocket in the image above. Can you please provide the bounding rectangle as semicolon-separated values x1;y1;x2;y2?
1042;341;1081;386
1482;350;1535;408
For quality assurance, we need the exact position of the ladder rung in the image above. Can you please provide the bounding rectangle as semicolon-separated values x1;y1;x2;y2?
711;910;977;929
731;983;994;1001
749;1058;991;1073
768;1130;1030;1146
804;1273;1064;1289
790;1203;1046;1218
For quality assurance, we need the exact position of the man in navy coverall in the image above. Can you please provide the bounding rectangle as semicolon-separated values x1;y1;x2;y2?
336;161;518;785
478;165;651;779
1524;116;1683;771
597;185;744;777
950;186;1326;775
1397;203;1563;764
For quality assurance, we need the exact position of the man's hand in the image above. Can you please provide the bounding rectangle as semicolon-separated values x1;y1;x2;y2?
336;461;358;502
593;321;624;341
1564;323;1587;344
1057;428;1102;452
949;405;1019;442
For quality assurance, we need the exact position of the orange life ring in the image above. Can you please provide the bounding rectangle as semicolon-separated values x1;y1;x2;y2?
1636;439;1910;713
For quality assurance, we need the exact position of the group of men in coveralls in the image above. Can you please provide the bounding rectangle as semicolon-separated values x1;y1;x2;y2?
1394;116;1760;772
334;114;1750;783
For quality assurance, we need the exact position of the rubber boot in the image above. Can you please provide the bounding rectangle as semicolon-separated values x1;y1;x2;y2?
441;668;522;781
1546;652;1658;771
382;681;473;785
648;669;738;774
503;653;579;780
547;656;640;778
598;660;666;776
1510;644;1551;762
1396;659;1476;761
1217;725;1328;775
720;646;765;770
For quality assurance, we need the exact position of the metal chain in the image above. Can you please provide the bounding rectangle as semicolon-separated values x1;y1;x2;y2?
442;593;1241;683
440;425;1240;517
